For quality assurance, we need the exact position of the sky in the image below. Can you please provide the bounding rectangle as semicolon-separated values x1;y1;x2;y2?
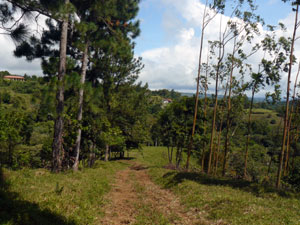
0;0;297;96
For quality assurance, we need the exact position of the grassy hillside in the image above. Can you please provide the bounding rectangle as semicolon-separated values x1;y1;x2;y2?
0;161;128;225
132;147;300;225
249;108;282;127
2;147;300;224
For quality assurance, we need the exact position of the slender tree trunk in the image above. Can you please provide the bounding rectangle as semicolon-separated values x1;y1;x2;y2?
284;62;300;175
201;49;210;172
176;146;182;169
186;1;208;170
88;143;95;168
213;80;229;175
73;43;89;171
105;144;109;162
208;66;220;174
214;117;223;175
52;0;69;173
243;86;255;178
208;15;225;174
171;145;174;164
277;4;299;188
167;145;171;163
222;44;236;176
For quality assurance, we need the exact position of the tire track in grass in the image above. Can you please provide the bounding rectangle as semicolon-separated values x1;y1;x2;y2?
101;162;213;225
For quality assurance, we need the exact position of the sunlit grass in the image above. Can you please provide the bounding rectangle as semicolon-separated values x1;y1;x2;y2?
137;146;300;225
1;161;128;224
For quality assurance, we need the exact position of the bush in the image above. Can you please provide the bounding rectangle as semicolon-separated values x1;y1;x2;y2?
286;158;300;191
2;92;11;104
270;119;276;124
13;145;42;169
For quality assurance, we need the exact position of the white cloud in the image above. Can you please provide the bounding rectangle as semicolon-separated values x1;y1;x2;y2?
138;0;300;98
268;0;279;6
0;35;42;76
0;10;46;76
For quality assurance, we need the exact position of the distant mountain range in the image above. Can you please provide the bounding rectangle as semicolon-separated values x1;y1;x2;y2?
179;92;266;102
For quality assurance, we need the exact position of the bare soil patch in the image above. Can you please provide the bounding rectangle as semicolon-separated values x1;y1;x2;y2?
100;165;137;225
101;162;211;225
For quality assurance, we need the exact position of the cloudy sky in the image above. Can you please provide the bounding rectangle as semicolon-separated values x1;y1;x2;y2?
135;0;298;96
0;0;298;96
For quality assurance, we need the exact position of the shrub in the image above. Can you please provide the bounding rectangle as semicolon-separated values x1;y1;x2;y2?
286;158;300;191
2;92;11;104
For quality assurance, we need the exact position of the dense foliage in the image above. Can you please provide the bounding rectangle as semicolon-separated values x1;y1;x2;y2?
0;0;300;196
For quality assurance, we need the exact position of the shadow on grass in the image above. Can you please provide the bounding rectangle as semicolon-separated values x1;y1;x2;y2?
0;168;76;225
109;157;136;161
162;171;294;198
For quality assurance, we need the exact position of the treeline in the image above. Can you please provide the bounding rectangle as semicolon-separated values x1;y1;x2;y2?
1;0;300;192
0;0;156;171
152;0;300;190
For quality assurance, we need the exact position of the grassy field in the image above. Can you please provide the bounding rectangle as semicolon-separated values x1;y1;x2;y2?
132;147;300;225
247;108;282;127
2;147;300;224
0;161;128;225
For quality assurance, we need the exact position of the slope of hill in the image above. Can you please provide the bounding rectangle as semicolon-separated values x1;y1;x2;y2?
2;147;300;225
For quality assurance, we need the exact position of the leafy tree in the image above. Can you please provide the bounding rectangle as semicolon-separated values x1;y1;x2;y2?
186;0;225;170
277;0;300;188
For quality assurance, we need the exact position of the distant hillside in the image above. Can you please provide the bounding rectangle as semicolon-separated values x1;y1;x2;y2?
180;92;266;102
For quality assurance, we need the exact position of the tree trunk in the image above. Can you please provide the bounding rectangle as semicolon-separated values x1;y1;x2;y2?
213;79;229;175
201;49;210;172
208;68;220;174
73;42;89;171
52;0;69;173
105;144;109;162
277;4;298;188
208;15;225;174
222;38;236;177
176;146;182;169
243;86;255;178
171;146;174;164
284;62;300;175
167;144;174;164
88;143;95;168
186;1;208;170
214;117;223;175
167;146;171;163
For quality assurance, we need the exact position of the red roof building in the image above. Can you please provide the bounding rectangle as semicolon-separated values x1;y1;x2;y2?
3;75;25;81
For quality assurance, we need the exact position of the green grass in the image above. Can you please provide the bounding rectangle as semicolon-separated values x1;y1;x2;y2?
130;172;172;225
132;146;201;170
0;160;128;225
245;108;282;127
134;147;300;225
3;147;300;224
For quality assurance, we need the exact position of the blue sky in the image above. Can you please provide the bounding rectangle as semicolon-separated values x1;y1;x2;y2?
0;0;297;95
132;0;299;95
135;0;292;54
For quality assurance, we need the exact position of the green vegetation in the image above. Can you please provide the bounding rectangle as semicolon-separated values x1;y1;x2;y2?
1;0;300;224
133;147;300;225
0;160;128;224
